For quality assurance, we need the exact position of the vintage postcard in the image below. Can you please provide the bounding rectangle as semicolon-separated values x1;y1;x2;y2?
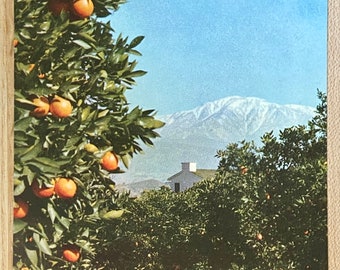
1;0;338;269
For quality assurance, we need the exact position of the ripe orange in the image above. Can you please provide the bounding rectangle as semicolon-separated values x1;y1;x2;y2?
48;0;70;16
32;180;55;198
38;73;45;79
14;199;29;219
27;236;33;243
54;178;77;199
62;245;80;262
28;63;35;73
256;233;263;241
13;39;19;47
30;96;50;117
240;166;248;175
71;0;94;19
101;151;119;171
49;95;73;118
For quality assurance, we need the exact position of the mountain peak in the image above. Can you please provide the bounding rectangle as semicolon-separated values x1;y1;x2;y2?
115;96;316;184
161;96;314;127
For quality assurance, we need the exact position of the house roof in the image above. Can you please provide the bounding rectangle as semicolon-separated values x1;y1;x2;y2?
193;169;216;179
167;171;185;180
167;169;216;181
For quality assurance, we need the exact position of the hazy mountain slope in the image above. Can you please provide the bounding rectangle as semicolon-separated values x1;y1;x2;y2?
112;96;315;184
160;96;314;142
115;179;166;197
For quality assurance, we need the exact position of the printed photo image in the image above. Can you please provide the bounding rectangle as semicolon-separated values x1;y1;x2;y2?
13;1;327;269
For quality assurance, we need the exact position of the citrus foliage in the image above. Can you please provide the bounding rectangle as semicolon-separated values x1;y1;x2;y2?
14;0;164;269
116;92;327;269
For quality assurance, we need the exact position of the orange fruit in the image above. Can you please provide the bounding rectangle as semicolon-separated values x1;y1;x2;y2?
14;199;29;219
54;178;77;199
30;96;50;117
32;180;55;198
48;0;70;16
256;233;263;241
13;39;19;47
27;236;33;243
101;151;119;171
62;245;80;262
38;73;45;79
71;0;94;19
49;95;73;118
28;63;35;73
240;166;248;175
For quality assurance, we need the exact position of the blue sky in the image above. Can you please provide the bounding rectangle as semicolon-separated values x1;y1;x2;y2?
108;0;327;115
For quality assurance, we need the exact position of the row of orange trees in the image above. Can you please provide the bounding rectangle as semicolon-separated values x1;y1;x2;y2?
111;92;327;269
14;0;164;269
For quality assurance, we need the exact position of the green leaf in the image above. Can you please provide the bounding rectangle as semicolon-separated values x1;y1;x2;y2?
121;154;131;169
77;31;96;43
32;157;70;168
20;28;32;39
13;219;28;234
65;136;82;149
99;69;108;78
25;247;38;267
14;117;32;131
47;203;58;224
53;223;66;241
138;117;165;129
14;180;26;196
22;166;36;184
140;136;154;146
101;209;125;220
19;141;43;162
129;36;144;49
81;106;91;121
98;109;109;118
129;49;142;56
26;158;62;175
15;98;35;106
40;21;51;31
128;70;147;77
72;39;92;49
60;216;71;229
152;119;165;128
38;237;52;256
126;106;142;122
26;87;55;96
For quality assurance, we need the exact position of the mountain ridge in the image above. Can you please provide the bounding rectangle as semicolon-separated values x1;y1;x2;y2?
113;96;316;184
160;96;314;123
115;179;165;197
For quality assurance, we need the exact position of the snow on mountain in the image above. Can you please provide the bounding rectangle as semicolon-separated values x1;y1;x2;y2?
159;96;314;141
112;96;316;184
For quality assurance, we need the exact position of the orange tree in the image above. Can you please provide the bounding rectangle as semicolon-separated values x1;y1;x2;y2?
116;92;327;269
212;91;327;269
13;0;164;269
116;186;207;269
192;91;327;269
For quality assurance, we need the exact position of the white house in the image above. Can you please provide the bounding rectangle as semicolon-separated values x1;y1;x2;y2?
167;162;216;192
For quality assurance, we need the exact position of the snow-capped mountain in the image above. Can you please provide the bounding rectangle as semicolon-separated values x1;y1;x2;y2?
113;96;316;184
160;96;314;142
